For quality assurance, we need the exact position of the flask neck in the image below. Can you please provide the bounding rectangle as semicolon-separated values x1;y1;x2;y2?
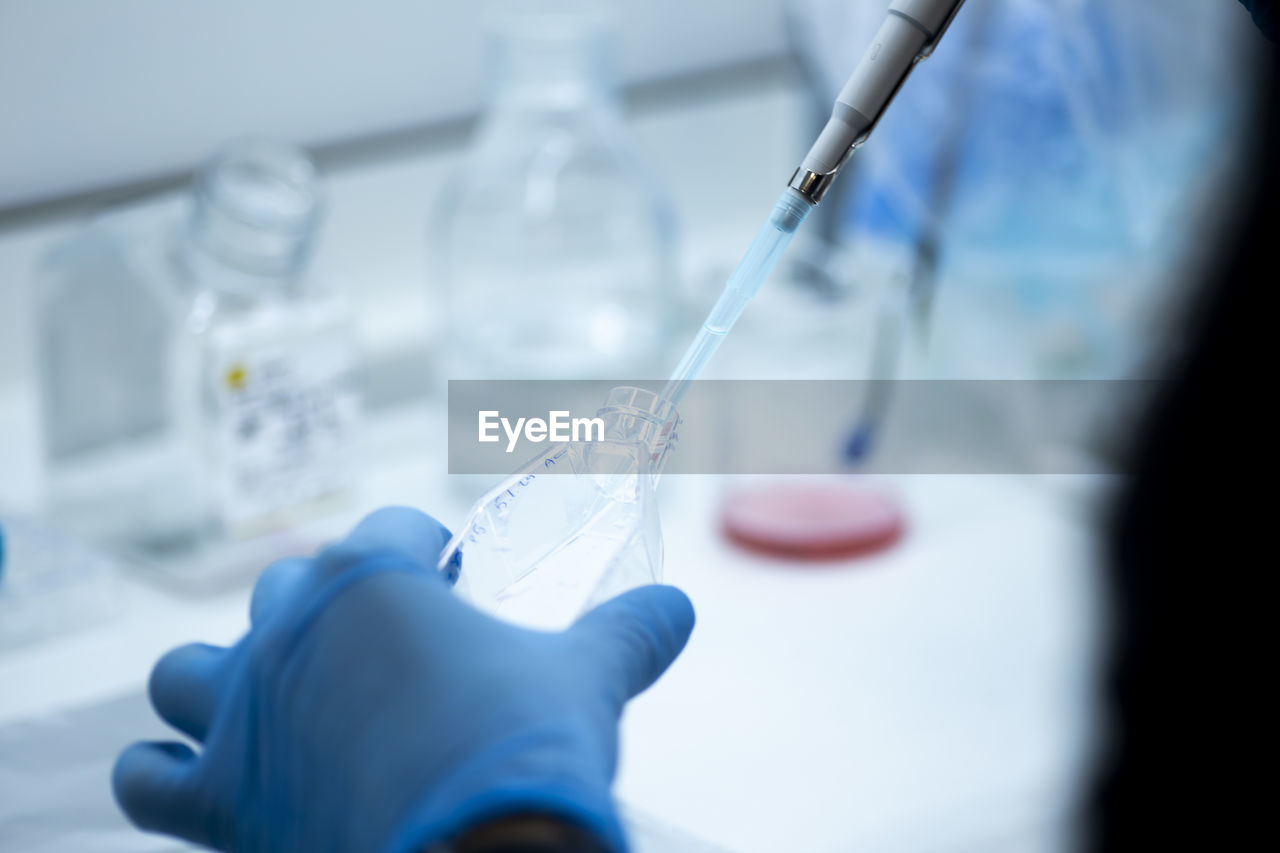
596;386;680;477
487;4;616;112
182;139;321;301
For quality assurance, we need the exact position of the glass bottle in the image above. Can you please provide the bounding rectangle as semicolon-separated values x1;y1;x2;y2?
434;0;677;380
439;386;678;630
35;140;360;562
36;220;193;551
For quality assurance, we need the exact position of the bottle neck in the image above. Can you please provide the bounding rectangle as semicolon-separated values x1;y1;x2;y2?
487;7;616;112
181;139;321;302
596;386;680;477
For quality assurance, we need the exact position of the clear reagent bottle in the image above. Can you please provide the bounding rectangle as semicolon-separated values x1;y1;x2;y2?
37;140;359;565
435;0;676;380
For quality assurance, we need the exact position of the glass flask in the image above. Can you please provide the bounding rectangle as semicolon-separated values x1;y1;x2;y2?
434;0;677;379
35;140;359;560
440;387;679;630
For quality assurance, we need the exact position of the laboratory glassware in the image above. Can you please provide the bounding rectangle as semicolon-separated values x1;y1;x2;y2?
434;0;677;380
439;386;678;630
719;479;903;559
35;140;359;564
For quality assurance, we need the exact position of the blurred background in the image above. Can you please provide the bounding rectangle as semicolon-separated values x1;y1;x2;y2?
0;1;1268;851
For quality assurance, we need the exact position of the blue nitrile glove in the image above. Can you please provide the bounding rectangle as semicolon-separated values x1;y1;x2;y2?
113;507;695;852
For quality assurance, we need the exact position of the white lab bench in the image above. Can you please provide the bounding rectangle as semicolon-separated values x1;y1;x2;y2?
0;70;1107;853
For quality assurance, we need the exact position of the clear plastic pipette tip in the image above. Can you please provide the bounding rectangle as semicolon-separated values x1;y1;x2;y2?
661;190;811;405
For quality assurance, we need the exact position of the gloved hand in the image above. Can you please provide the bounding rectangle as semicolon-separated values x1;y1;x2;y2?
113;507;695;852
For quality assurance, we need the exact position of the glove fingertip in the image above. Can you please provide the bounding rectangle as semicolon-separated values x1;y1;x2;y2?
574;584;696;699
646;584;696;642
616;584;696;648
251;557;312;625
112;741;199;830
148;643;227;742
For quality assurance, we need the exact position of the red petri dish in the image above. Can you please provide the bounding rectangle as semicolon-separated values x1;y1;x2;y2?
720;480;905;559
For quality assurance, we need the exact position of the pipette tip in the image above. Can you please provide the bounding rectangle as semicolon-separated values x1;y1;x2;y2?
769;189;813;234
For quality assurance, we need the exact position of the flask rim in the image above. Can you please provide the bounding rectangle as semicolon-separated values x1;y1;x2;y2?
596;385;680;471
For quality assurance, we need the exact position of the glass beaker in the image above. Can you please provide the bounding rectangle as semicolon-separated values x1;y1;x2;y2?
440;386;679;630
434;1;677;380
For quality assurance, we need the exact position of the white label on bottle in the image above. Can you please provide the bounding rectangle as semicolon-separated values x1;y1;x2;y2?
209;328;357;535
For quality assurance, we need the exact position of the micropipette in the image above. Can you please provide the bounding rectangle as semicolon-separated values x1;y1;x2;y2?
662;0;968;406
